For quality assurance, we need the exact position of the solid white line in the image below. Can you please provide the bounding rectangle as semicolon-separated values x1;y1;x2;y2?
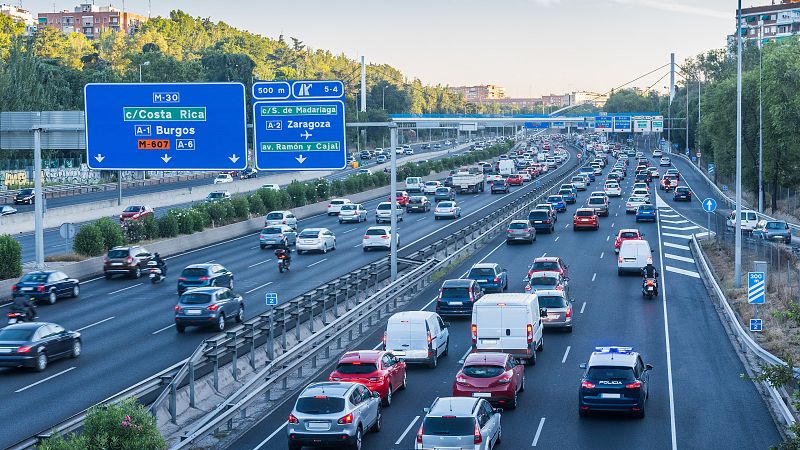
151;323;175;335
554;236;560;242
611;222;615;228
307;258;328;268
664;253;695;264
247;259;272;268
245;281;274;294
76;316;115;332
531;417;546;446
663;242;690;251
580;302;586;314
665;265;701;278
561;346;571;363
81;276;105;284
599;252;604;259
458;346;473;364
396;416;421;445
591;273;596;282
253;423;287;450
108;283;142;295
662;232;694;239
660;214;680;218
15;367;76;393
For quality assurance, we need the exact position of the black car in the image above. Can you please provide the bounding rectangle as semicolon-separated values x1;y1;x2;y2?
13;188;35;205
634;173;651;184
177;263;234;295
421;144;431;150
673;186;693;202
0;323;81;371
359;150;372;160
406;196;431;213
435;279;484;316
579;347;652;418
239;167;258;179
444;176;453;187
12;271;80;305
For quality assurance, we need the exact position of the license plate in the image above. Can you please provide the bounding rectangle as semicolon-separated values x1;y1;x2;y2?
534;221;543;224
393;352;405;356
0;348;11;353
307;422;329;430
22;287;32;292
186;309;202;315
111;263;122;266
472;392;491;398
601;393;621;399
449;301;463;306
481;339;498;345
548;313;560;319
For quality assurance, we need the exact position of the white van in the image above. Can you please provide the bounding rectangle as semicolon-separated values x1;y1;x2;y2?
384;311;449;368
471;293;544;365
617;239;653;275
405;177;423;193
726;209;759;232
498;159;515;176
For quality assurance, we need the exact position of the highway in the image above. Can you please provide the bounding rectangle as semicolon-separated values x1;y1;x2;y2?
0;138;570;448
227;141;781;450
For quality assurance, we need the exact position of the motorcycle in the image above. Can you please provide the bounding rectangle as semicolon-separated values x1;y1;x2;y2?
147;260;166;284
277;252;291;273
642;278;657;299
7;306;34;324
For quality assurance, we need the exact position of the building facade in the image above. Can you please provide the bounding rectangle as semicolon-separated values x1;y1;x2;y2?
449;85;507;103
730;0;800;45
38;2;147;39
570;91;608;108
0;4;36;35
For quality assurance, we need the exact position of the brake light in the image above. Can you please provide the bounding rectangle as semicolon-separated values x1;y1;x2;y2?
382;332;387;346
474;421;483;444
125;257;133;264
363;236;369;239
417;425;424;444
381;235;390;239
544;219;551;224
471;324;477;343
626;381;642;389
456;375;468;385
367;376;385;384
618;256;624;263
207;304;219;311
36;285;45;292
493;277;499;283
527;324;533;343
178;277;187;282
198;276;210;281
497;373;512;384
174;305;181;312
328;204;332;208
338;413;353;425
288;413;299;424
427;332;432;344
11;285;17;292
17;346;32;353
566;306;572;318
581;380;595;389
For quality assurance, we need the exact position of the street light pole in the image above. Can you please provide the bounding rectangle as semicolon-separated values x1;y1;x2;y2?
758;23;764;213
388;123;398;281
735;0;744;288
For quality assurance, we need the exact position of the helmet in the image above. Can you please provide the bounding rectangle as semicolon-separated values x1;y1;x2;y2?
154;252;160;258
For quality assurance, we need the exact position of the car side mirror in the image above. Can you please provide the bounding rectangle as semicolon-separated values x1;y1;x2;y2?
540;308;548;317
579;363;587;369
646;364;654;371
443;322;451;329
423;407;430;414
651;249;655;252
372;391;381;398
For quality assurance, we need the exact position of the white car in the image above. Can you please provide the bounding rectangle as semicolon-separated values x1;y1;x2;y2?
296;227;336;254
375;202;404;223
338;203;367;223
660;157;671;166
633;182;649;192
260;183;280;191
395;147;404;154
434;201;462;219
264;210;298;229
570;176;587;190
653;150;663;157
632;188;650;202
423;181;442;195
213;173;233;184
625;196;650;214
363;226;399;251
486;173;503;183
518;171;532;182
604;183;622;197
404;148;414;155
326;198;352;215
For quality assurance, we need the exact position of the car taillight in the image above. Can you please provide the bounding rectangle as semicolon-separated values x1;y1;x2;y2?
456;375;468;385
11;285;17;292
497;373;512;384
178;277;187;282
382;332;387;347
566;306;572;318
174;305;181;312
581;380;595;389
544;219;551;223
103;257;109;263
207;304;219;311
125;257;133;264
259;235;266;239
417;425;424;444
493;277;499;283
288;413;299;424
198;276;210;281
338;413;353;425
527;324;533;343
328;204;332;208
36;285;45;292
427;332;432;344
474;421;483;444
555;285;563;291
471;324;477;343
381;235;390;239
17;346;32;353
368;376;384;384
282;220;286;224
618;256;624;263
626;381;642;389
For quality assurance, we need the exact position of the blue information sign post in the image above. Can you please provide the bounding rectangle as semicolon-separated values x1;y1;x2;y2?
84;83;248;170
265;292;278;306
253;80;347;171
701;198;717;238
748;271;766;332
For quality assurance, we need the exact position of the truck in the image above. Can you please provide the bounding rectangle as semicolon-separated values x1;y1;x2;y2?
498;159;515;176
451;171;485;194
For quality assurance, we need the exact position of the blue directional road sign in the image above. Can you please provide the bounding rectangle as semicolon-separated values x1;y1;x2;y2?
748;272;766;305
265;292;278;306
594;116;613;131
750;319;763;332
253;80;346;171
84;83;247;171
707;163;716;175
701;197;717;213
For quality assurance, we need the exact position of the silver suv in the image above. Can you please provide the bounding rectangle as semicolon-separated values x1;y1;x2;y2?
288;382;382;450
416;397;501;450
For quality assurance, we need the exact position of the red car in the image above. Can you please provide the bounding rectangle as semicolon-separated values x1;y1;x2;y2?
328;350;407;406
573;208;599;231
506;174;523;186
614;228;644;253
391;191;410;207
119;205;154;223
525;256;568;281
452;352;525;408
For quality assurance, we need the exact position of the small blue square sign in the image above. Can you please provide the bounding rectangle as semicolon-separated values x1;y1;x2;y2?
750;319;763;332
265;292;278;306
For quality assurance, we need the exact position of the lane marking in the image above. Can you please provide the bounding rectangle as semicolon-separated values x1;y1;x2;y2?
81;276;105;285
611;222;615;228
661;219;689;224
76;316;115;332
247;259;272;268
662;225;699;231
458;346;473;364
661;214;680;218
554;236;560;242
253;423;288;450
662;232;694;239
245;281;274;294
580;302;586;314
664;265;701;278
591;273;596;282
152;323;175;335
664;253;695;264
663;242;690;251
341;228;357;234
416;217;426;222
108;283;142;295
307;258;328;268
541;252;547;257
561;346;571;364
203;260;215;264
599;252;604;259
15;367;76;393
396;415;421;445
606;235;610;242
564;223;570;229
249;246;259;249
531;417;546;446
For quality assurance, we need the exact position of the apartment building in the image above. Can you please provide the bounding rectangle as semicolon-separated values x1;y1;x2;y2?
38;2;147;39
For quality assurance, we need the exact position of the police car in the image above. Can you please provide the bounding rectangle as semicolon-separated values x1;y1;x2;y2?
578;347;652;418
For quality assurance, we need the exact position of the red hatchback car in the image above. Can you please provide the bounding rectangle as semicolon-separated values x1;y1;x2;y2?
119;205;154;223
506;174;523;186
328;350;407;406
392;191;410;207
525;256;568;282
573;208;599;231
452;352;525;408
614;228;644;253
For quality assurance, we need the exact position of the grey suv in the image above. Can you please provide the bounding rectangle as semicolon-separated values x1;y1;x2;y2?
174;287;244;333
416;397;501;450
288;382;382;450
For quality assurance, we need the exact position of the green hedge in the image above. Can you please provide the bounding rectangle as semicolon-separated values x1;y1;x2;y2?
0;235;22;279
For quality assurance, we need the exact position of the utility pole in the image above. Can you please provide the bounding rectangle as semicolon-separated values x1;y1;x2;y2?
758;24;764;213
33;128;44;270
735;0;743;287
668;53;675;154
361;56;367;149
388;123;398;281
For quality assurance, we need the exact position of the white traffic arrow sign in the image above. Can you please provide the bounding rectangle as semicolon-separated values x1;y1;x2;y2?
295;154;307;164
229;154;240;164
94;154;105;163
161;154;172;163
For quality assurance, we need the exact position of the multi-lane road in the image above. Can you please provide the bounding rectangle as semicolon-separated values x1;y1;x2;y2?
0;138;568;448
226;141;782;450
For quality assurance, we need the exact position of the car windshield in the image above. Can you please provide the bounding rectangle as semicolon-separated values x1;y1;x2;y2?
539;295;568;308
365;228;389;236
576;210;594;217
266;212;284;220
107;249;130;258
462;365;505;378
531;276;558;286
262;227;283;234
123;206;142;212
18;189;33;195
208;193;225;199
299;230;320;238
0;328;34;341
181;268;209;277
677;188;689;193
335;363;378;374
508;222;528;229
586;366;636;382
469;268;495;277
295;396;346;414
441;287;470;299
180;293;212;304
20;273;49;282
422;417;475;436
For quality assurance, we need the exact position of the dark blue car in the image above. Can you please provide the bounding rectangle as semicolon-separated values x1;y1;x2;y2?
579;170;596;182
547;195;567;213
466;263;508;293
177;263;234;296
559;189;577;204
528;209;555;233
635;204;657;222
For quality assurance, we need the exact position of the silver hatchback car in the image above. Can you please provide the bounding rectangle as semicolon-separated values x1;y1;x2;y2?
506;219;536;244
537;289;574;332
416;397;501;450
288;382;382;450
259;225;297;249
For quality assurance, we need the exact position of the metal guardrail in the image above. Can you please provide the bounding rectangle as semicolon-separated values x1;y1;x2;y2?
690;235;797;426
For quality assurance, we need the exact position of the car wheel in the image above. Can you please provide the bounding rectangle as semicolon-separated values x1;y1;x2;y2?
579;408;589;418
537;338;543;351
216;314;226;332
529;350;536;366
322;244;328;254
35;352;47;372
520;374;525;392
443;339;449;356
383;385;392;406
509;389;518;409
635;407;646;419
71;284;80;298
133;266;141;279
428;352;438;369
339;220;343;224
235;306;244;323
363;247;368;252
71;340;81;358
351;426;363;450
47;290;57;305
260;244;266;249
400;371;407;390
373;405;383;432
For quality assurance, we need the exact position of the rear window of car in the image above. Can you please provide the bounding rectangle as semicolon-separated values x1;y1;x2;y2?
408;198;424;204
469;268;495;277
180;292;212;305
262;227;283;234
181;268;209;277
571;177;583;182
422;417;475;436
508;222;528;229
559;190;571;196
586;366;635;382
299;230;320;238
20;273;49;282
621;232;639;239
123;206;142;212
331;200;346;205
438;202;454;208
441;287;470;299
0;328;34;341
107;249;130;258
295;396;346;414
531;276;558;286
436;188;449;193
767;221;788;229
377;204;391;210
335;363;378;374
639;205;655;211
539;295;568;308
529;211;548;219
576;210;594;217
365;228;388;236
340;205;357;211
266;212;284;220
589;197;605;205
462;365;505;378
547;196;562;202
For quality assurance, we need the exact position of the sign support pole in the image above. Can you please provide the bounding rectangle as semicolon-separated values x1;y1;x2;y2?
118;173;122;206
33;128;45;270
389;123;398;281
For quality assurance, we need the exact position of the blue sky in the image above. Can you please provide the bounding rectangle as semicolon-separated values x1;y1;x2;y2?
23;0;770;96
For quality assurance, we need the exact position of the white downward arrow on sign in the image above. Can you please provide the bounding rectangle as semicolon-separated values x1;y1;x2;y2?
94;154;105;163
229;154;240;163
161;154;172;163
296;154;307;164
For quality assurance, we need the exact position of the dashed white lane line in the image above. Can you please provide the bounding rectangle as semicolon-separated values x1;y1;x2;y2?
611;222;615;228
662;225;700;231
253;423;288;450
353;243;364;248
554;236;560;242
664;253;695;264
664;265;701;278
245;281;274;294
458;346;473;364
564;223;570;229
561;346;571;363
591;273;597;282
541;252;547;257
108;283;142;295
663;242;690;251
606;235;610;241
532;417;546;446
152;323;175;335
76;316;115;332
341;228;357;234
396;416;421;445
249;245;259;249
661;214;680;218
580;302;587;314
599;252;604;259
416;217;426;222
661;219;689;224
248;259;272;268
15;367;76;393
662;232;694;240
307;258;328;268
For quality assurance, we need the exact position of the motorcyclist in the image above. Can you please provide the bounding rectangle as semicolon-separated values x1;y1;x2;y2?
274;242;292;268
641;262;659;294
153;252;167;276
11;296;36;321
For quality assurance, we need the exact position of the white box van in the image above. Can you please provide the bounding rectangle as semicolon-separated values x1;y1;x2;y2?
384;311;449;368
726;209;759;232
498;160;515;176
405;177;423;193
617;240;653;275
471;293;544;365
